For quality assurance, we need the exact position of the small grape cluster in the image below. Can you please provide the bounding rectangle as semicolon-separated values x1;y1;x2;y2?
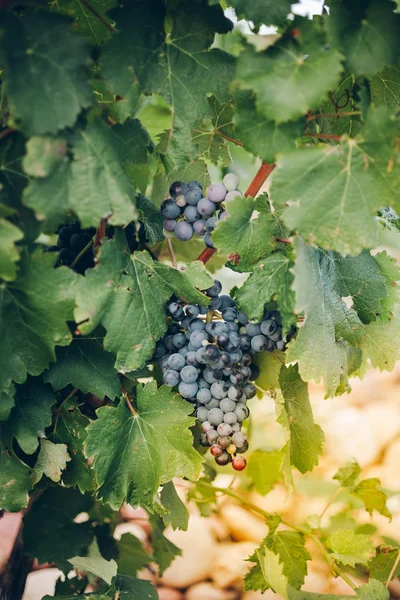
161;173;241;247
46;223;96;274
153;280;292;470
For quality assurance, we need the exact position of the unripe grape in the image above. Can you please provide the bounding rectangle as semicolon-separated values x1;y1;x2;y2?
223;173;239;192
227;444;237;455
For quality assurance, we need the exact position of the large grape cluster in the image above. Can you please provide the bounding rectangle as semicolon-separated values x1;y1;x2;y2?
153;280;293;470
161;173;241;247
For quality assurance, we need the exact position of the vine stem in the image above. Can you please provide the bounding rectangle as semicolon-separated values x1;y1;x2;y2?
123;393;137;416
95;218;107;247
304;132;342;141
386;549;400;588
166;238;177;268
197;481;357;592
319;487;342;519
81;0;116;33
196;162;275;265
70;239;94;269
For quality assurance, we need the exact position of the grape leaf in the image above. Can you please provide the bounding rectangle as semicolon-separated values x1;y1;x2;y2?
44;338;121;399
0;385;15;421
161;480;189;531
68;556;117;585
69;120;138;228
278;365;324;474
235;18;343;124
258;547;288;599
271;143;384;255
370;60;400;109
0;12;93;136
326;529;375;567
23;487;94;571
50;0;117;45
0;430;31;511
247;449;284;496
22;136;67;178
75;235;211;372
32;439;71;485
136;194;164;246
356;579;389;600
191;96;234;168
50;398;95;493
43;576;158;600
86;382;203;510
286;240;388;396
117;534;152;577
369;546;400;582
333;461;361;487
326;0;400;77
359;252;400;372
255;350;286;391
0;252;77;397
351;479;391;520
234;252;295;331
213;195;278;267
150;515;182;575
101;0;234;156
235;91;305;163
228;0;291;27
6;378;56;455
288;591;353;600
0;218;23;281
23;161;71;232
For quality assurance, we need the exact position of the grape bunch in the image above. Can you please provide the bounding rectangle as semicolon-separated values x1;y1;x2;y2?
153;280;294;470
161;173;242;248
46;222;96;275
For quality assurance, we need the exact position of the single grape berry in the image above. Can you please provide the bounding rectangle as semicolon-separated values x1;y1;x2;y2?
186;187;203;205
207;183;227;203
215;451;231;466
161;199;181;219
232;456;247;471
164;219;177;232
210;444;223;457
206;279;222;297
184;205;201;223
169;181;188;198
175;221;194;241
223;173;239;192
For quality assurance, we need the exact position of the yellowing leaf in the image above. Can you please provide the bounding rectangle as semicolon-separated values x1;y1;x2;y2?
326;529;376;567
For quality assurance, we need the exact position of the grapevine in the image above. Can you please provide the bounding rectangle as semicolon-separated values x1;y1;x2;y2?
0;1;400;599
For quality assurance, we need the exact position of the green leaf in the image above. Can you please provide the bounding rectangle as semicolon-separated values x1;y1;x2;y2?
68;556;117;586
117;534;152;577
235;91;305;163
271;144;381;255
359;252;400;372
101;0;234;153
369;546;400;583
136;194;164;246
1;12;93;136
44;338;121;399
229;0;291;27
161;481;189;531
23;487;94;572
0;385;15;421
235;18;343;124
288;590;353;599
0;251;77;396
213;195;278;267
327;0;400;76
326;529;375;567
286;240;388;396
50;398;95;493
278;365;324;474
69;120;137;228
352;478;391;520
6;378;56;455
50;0;117;45
22;136;67;178
150;515;182;575
258;547;288;599
356;579;389;600
0;218;23;281
247;449;284;496
86;382;202;510
44;576;158;599
333;461;361;487
0;432;31;511
234;252;295;332
75;236;211;372
32;439;71;485
370;60;400;109
255;350;286;391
